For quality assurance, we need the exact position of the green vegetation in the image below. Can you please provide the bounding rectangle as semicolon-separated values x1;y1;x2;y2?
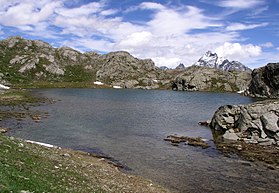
0;134;170;193
63;65;95;82
0;89;43;106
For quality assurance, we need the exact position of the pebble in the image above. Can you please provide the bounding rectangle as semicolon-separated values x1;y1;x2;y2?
62;153;71;158
0;128;9;133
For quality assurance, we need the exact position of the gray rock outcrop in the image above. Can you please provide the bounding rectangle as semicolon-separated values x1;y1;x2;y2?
171;66;251;92
210;101;279;146
245;63;279;98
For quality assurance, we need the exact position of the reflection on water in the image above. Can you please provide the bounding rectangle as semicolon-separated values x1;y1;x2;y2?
7;89;279;192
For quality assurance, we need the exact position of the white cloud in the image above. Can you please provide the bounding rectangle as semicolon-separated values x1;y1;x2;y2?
0;1;62;26
218;0;266;9
61;38;114;53
261;42;273;48
118;31;153;47
140;2;165;10
248;6;269;16
100;9;118;16
226;22;268;31
215;42;262;62
143;5;222;35
152;57;182;68
55;2;104;18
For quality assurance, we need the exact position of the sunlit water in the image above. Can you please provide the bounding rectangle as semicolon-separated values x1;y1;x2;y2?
6;89;279;192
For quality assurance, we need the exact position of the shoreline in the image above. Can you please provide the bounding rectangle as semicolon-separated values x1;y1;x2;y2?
0;133;171;192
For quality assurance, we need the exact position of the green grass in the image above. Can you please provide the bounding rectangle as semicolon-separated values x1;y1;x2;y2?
0;135;102;193
0;89;43;106
0;134;170;193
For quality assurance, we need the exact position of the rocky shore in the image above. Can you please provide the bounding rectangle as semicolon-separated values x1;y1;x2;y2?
208;63;279;167
210;100;279;146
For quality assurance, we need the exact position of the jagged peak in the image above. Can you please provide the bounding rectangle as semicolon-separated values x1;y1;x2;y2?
194;50;251;72
176;63;185;69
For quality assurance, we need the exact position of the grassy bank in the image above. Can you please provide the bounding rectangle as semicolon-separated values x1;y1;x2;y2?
0;89;43;106
13;82;111;89
0;134;169;193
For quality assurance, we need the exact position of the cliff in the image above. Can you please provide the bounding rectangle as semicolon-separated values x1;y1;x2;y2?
245;63;279;98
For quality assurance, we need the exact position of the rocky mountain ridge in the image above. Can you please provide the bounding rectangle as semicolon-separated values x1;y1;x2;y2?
194;51;251;72
0;36;252;92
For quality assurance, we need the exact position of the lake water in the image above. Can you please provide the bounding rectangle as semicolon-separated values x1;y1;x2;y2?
7;89;279;192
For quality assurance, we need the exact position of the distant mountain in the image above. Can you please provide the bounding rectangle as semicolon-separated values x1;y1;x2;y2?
175;63;185;70
194;51;251;72
159;66;169;70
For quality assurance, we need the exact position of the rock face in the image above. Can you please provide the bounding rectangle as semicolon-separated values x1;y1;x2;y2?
210;101;279;146
194;51;251;72
171;65;251;92
96;51;162;89
245;63;279;98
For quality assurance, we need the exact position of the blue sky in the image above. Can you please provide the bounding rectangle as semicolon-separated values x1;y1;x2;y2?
0;0;278;68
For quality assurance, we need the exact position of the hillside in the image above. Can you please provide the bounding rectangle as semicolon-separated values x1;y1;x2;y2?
0;36;251;92
0;36;167;89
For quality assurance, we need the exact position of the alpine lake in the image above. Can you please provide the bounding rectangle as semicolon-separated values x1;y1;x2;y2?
5;88;279;193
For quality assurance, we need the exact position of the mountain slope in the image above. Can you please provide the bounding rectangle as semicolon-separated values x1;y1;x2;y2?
194;51;251;72
0;36;165;89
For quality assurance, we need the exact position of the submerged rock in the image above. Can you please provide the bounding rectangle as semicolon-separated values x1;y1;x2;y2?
164;134;210;149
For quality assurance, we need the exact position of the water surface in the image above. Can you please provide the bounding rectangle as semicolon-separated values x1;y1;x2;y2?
7;89;279;192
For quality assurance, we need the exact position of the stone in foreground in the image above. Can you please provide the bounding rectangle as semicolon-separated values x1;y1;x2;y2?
210;101;279;146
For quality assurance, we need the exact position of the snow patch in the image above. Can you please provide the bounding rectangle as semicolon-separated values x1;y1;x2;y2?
113;86;122;89
94;81;104;85
26;140;59;148
237;90;245;94
0;84;10;90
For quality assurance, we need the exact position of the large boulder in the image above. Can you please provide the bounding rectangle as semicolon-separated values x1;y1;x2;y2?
245;63;279;98
210;101;279;146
